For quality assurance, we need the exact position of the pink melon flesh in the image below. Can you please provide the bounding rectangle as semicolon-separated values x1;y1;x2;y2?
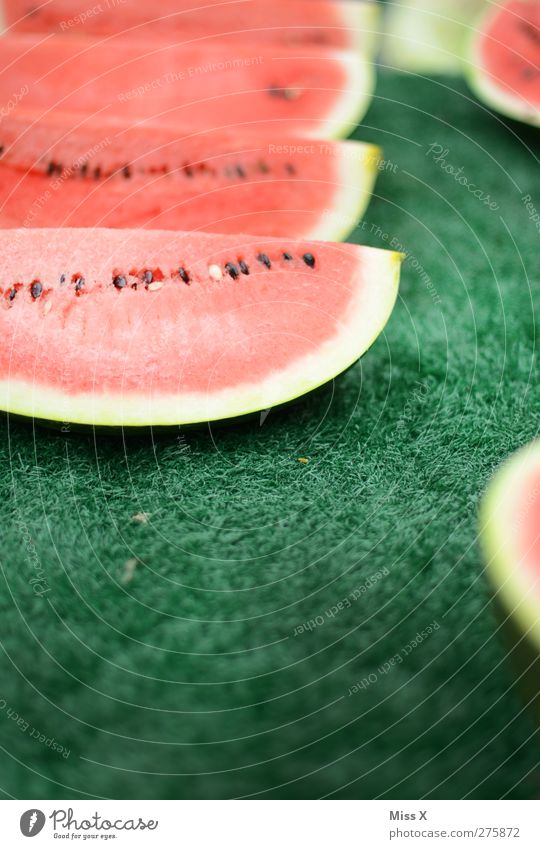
4;0;372;51
0;113;380;238
0;34;370;138
473;0;540;121
0;229;401;426
514;468;540;581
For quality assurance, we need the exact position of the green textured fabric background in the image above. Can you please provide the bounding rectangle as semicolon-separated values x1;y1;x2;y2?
1;69;540;800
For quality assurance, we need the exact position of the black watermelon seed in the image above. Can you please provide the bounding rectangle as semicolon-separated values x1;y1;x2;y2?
225;262;239;280
258;160;269;174
178;267;190;285
285;163;296;175
30;281;42;299
239;260;250;275
302;253;315;268
184;164;194;178
521;22;540;44
8;287;16;301
46;161;57;176
80;163;88;177
282;252;293;261
143;270;153;285
0;145;4;157
122;164;132;179
235;164;246;179
268;83;285;98
74;277;85;292
257;253;271;269
59;274;66;284
113;275;127;289
94;166;101;179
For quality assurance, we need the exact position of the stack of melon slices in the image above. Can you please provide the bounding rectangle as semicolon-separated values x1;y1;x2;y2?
0;0;403;427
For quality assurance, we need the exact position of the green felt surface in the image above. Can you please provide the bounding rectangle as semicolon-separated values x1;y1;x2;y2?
1;70;540;801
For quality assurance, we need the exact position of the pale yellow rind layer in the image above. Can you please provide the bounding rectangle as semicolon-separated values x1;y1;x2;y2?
480;440;540;653
314;49;375;139
307;141;381;241
339;0;381;57
0;249;402;427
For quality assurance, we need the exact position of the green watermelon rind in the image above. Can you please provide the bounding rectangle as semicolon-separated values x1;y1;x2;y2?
0;242;402;427
464;3;540;128
480;440;540;655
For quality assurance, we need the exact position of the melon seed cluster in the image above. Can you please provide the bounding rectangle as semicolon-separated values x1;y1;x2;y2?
34;155;296;184
2;250;317;304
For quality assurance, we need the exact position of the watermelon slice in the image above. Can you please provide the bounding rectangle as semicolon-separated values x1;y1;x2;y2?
0;229;402;427
466;0;540;126
0;34;373;138
382;0;486;74
0;112;380;238
481;441;540;654
4;0;380;54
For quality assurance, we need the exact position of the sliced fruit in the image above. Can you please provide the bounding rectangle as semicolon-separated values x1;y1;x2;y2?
466;0;540;126
0;34;374;138
0;228;402;427
481;440;540;653
0;112;380;239
383;0;486;74
4;0;380;54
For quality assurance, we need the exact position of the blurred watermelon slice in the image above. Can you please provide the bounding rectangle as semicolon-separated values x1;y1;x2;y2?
481;440;540;654
466;0;540;126
3;0;380;53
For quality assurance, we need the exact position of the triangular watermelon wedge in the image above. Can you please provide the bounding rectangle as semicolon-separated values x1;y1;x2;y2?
0;229;402;427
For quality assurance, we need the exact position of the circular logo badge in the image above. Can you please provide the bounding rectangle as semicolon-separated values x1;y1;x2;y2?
20;810;46;837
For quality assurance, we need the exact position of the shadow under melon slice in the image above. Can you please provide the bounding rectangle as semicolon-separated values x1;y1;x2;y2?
0;228;402;427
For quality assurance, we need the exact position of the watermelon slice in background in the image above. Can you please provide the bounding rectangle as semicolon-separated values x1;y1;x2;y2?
0;112;381;238
465;0;540;127
3;0;380;54
382;0;486;74
481;441;540;717
0;34;374;138
0;228;402;427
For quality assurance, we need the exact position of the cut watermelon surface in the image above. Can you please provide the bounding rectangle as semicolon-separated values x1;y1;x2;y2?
481;441;540;654
0;229;402;426
4;0;379;53
0;113;381;238
467;0;540;126
0;34;373;138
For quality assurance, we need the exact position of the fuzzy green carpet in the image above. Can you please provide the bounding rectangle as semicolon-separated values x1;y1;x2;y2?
1;69;540;801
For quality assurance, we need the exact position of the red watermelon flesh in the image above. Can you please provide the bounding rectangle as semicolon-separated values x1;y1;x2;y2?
0;113;380;238
4;0;378;52
0;228;402;426
0;34;372;138
469;0;540;125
